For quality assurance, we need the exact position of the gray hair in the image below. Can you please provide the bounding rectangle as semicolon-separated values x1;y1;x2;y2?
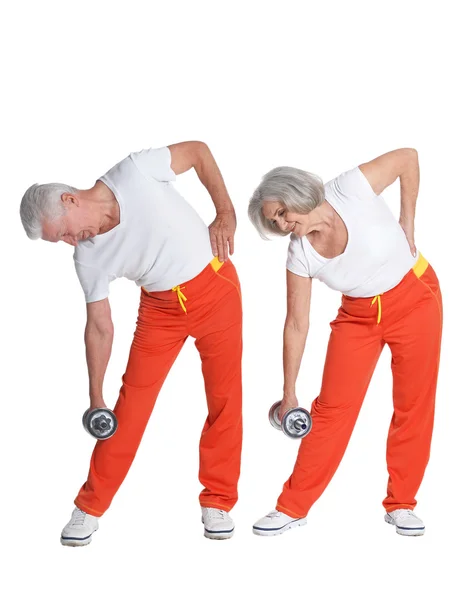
248;166;325;239
20;183;77;240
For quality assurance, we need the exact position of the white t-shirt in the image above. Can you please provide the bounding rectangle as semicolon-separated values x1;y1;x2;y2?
73;147;214;302
286;167;417;297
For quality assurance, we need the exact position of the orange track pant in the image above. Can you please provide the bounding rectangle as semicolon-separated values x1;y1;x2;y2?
277;256;442;518
75;258;243;517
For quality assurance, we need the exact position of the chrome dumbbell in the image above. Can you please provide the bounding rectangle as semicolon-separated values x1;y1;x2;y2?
82;408;118;440
268;401;312;439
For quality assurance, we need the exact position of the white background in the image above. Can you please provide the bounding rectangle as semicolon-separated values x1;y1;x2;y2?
2;1;463;598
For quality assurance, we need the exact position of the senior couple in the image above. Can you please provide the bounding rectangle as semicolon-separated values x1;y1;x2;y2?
20;142;442;544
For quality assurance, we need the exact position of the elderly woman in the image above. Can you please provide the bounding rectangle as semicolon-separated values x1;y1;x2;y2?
248;149;442;537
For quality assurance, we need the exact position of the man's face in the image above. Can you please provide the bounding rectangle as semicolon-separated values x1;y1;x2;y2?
41;196;98;246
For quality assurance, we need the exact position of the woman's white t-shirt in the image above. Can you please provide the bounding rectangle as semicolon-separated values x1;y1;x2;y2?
73;147;214;303
286;167;417;297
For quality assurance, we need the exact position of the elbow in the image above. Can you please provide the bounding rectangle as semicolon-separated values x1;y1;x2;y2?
402;147;418;163
104;323;114;337
196;141;211;163
196;140;209;151
85;319;114;339
188;141;210;172
395;148;418;177
100;322;114;338
285;315;309;334
189;140;209;157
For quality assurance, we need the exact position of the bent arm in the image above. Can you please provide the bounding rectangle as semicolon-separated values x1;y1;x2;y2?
359;148;420;224
85;298;114;408
168;140;236;261
283;271;312;399
168;141;234;215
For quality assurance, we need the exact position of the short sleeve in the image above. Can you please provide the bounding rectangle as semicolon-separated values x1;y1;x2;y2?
330;167;377;201
286;234;311;278
74;260;110;303
129;146;176;182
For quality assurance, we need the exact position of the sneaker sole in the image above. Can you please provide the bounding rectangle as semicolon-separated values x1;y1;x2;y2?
253;518;307;537
201;516;234;540
204;528;235;540
60;527;97;547
60;536;93;547
384;514;425;536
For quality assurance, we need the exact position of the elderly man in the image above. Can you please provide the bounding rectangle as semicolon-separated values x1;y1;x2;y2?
20;142;242;545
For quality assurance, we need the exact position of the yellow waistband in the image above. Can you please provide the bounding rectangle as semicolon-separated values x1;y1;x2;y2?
142;257;223;294
412;253;428;278
210;256;223;272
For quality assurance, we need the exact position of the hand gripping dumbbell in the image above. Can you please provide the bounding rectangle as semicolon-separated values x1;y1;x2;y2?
82;408;118;440
268;401;312;439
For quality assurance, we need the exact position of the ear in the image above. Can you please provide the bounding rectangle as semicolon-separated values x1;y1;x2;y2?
61;193;79;207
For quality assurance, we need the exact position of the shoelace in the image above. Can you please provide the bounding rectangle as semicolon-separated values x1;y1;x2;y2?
71;509;87;527
395;509;416;521
205;508;227;521
265;510;281;520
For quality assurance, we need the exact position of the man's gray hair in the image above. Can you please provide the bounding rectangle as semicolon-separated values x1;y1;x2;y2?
20;183;77;240
248;166;325;239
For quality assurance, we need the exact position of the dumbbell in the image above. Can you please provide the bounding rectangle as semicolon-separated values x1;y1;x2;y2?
268;401;312;439
82;408;118;440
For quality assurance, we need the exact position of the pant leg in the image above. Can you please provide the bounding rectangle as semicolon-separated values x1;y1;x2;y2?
75;294;187;517
192;260;243;511
277;299;385;518
383;265;443;511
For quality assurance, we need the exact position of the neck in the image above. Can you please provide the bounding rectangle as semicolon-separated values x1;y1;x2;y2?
89;181;120;234
306;201;335;235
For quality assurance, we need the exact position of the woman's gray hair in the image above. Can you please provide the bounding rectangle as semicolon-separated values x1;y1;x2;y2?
248;166;325;239
20;183;77;240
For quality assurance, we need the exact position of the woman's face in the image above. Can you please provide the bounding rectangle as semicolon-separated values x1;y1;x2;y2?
262;201;309;237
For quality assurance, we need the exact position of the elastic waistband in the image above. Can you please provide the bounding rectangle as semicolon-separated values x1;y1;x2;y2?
412;253;428;279
209;255;223;273
141;256;224;300
384;253;429;299
343;253;429;302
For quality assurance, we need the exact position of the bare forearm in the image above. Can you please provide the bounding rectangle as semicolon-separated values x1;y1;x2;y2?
194;143;234;214
85;325;113;404
283;319;309;397
399;149;420;223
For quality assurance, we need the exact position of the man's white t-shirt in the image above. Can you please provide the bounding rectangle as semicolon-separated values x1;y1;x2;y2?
286;167;417;297
73;147;214;303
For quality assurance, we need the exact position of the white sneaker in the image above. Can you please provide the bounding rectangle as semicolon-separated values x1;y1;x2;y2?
253;510;307;536
201;507;235;540
60;507;99;546
385;509;425;536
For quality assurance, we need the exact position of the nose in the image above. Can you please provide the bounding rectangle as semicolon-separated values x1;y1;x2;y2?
275;216;285;230
279;218;292;232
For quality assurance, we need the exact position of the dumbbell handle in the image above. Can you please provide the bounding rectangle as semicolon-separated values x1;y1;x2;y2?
292;418;307;431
